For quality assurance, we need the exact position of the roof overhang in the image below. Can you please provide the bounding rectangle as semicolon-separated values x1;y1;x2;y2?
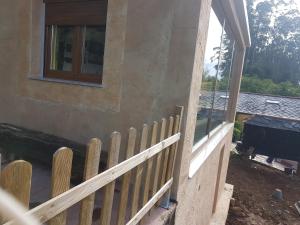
212;0;251;48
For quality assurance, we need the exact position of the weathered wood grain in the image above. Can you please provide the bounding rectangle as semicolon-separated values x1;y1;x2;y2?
79;138;102;225
1;160;32;209
131;125;148;218
126;179;173;225
100;132;121;225
143;121;158;206
116;128;137;225
151;119;166;197
49;147;73;225
4;133;180;225
160;117;174;187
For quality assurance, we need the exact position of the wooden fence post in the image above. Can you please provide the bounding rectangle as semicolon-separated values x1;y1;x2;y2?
131;125;149;218
100;132;121;225
116;128;137;225
49;147;73;225
79;138;102;225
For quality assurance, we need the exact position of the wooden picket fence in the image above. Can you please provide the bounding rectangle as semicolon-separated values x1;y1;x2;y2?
0;106;183;225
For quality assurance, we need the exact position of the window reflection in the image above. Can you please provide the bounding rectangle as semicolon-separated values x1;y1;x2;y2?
81;26;106;75
50;25;73;72
210;32;235;132
194;9;235;144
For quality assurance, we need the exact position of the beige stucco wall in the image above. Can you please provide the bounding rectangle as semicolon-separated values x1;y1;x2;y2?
0;0;188;153
0;0;247;224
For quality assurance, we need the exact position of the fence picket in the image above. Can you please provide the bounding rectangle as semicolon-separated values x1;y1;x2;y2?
100;132;121;225
142;121;158;206
151;119;166;197
166;115;180;181
161;106;184;206
160;117;174;187
79;138;102;225
131;125;148;218
2;108;183;225
168;106;184;180
1;160;32;209
49;147;73;225
116;128;137;225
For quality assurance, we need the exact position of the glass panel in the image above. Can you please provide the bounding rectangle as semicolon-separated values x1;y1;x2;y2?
81;26;106;75
209;30;235;132
194;10;223;144
50;25;73;72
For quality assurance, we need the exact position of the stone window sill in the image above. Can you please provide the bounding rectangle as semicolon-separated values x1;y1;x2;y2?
29;76;104;89
189;123;234;178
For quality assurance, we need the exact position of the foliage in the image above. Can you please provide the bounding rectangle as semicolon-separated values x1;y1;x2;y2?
240;75;300;96
244;0;300;86
202;75;300;97
233;128;242;142
233;121;243;142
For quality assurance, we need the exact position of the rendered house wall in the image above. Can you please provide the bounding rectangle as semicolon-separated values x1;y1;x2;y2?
0;0;248;224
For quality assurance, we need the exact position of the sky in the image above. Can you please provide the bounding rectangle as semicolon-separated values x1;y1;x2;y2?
203;9;223;77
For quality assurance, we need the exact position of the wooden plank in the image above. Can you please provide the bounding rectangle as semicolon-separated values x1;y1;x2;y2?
4;133;180;225
126;179;173;225
79;138;102;225
142;122;158;206
151;119;166;196
1;160;32;209
163;106;184;202
166;115;180;180
100;132;121;225
160;117;174;187
49;147;73;225
116;128;137;225
131;125;149;218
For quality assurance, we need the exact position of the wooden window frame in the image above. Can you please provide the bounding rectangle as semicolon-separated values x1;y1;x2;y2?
44;0;107;84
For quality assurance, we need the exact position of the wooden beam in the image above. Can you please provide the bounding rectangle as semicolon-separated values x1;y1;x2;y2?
4;133;180;225
226;47;246;122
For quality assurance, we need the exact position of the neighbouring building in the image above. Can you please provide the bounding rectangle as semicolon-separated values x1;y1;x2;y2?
0;0;250;224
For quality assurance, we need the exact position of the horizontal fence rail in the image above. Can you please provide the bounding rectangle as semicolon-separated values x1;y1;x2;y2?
2;106;184;225
4;134;180;225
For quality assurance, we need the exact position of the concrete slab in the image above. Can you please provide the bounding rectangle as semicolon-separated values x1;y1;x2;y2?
210;183;233;225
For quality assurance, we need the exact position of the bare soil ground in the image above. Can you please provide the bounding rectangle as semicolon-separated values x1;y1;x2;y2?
226;155;300;225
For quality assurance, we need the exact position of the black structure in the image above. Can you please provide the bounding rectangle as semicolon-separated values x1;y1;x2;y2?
242;115;300;161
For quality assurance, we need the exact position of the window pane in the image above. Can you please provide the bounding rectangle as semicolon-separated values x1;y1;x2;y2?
81;26;105;75
209;31;235;132
49;25;73;72
194;10;223;144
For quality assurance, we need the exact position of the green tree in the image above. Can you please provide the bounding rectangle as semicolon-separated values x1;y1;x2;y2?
244;0;300;87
